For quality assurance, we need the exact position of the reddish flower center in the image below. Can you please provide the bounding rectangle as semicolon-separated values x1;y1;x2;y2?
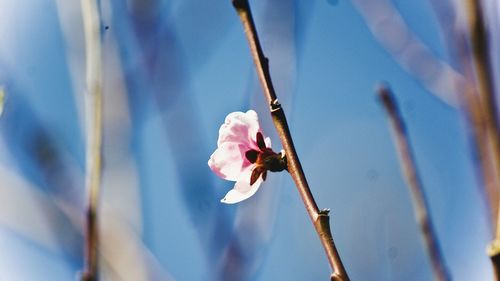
244;132;287;185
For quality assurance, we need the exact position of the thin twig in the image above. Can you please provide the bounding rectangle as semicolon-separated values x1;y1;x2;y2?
425;0;500;233
231;1;349;280
464;1;500;279
377;85;451;281
427;0;500;245
460;67;499;226
80;0;103;280
0;87;5;117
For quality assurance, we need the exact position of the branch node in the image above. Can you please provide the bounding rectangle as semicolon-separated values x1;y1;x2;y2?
263;56;269;67
488;240;500;258
319;208;331;216
331;273;345;281
270;99;281;112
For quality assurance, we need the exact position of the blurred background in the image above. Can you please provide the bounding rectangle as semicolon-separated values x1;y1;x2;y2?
0;0;496;280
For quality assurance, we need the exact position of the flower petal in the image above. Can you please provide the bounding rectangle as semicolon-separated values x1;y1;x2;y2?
208;142;252;181
220;166;263;204
220;179;263;204
217;110;260;148
264;136;272;148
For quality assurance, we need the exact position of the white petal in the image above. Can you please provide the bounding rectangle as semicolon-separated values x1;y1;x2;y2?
264;137;272;148
217;110;260;148
208;142;249;181
220;167;263;204
220;179;263;204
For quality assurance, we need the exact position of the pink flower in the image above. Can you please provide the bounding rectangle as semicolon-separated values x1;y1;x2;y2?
208;110;286;204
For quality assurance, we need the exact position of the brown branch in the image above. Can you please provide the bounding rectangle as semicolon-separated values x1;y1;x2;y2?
464;1;500;279
427;0;500;250
377;85;451;281
80;0;103;280
231;1;349;280
0;87;5;117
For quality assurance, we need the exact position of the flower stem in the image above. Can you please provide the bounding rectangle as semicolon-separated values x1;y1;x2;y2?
80;0;103;280
231;1;349;280
464;1;500;279
377;85;451;281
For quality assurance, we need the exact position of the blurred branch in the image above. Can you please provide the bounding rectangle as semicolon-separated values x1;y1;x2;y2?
426;0;464;70
466;0;500;227
232;1;349;280
108;1;236;278
357;0;500;231
463;1;500;279
458;66;500;227
0;88;4;117
0;68;88;254
0;164;173;281
99;209;176;281
80;0;104;279
1;6;171;279
377;84;451;281
0;165;174;281
352;0;464;107
0;165;81;257
427;0;500;239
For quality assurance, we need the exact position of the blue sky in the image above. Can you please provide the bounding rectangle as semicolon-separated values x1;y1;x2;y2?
0;0;494;280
